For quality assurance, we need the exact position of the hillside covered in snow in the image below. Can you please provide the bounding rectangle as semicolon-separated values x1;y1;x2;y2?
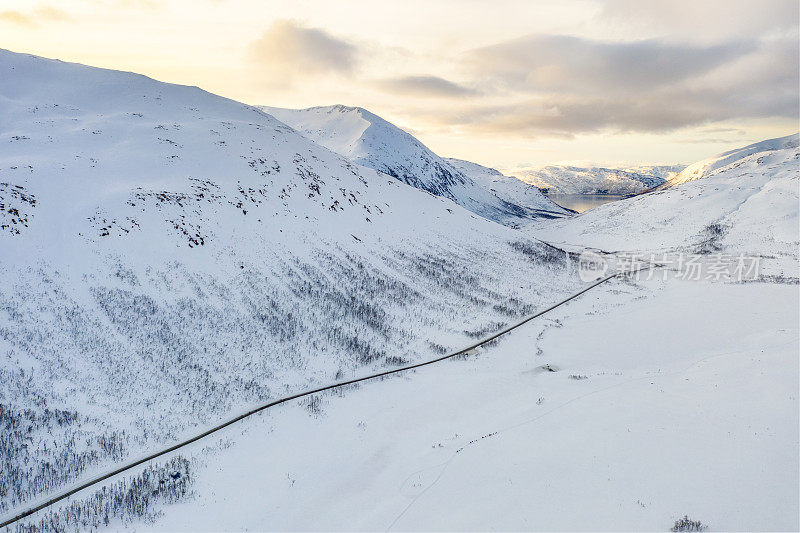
1;46;797;533
515;164;683;195
139;133;799;532
531;135;800;278
262;105;570;225
0;49;583;527
662;133;799;187
139;130;800;531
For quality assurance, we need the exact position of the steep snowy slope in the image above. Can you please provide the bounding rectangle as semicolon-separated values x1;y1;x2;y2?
516;164;684;195
531;136;799;277
0;49;582;522
262;105;570;225
446;157;576;214
663;133;798;187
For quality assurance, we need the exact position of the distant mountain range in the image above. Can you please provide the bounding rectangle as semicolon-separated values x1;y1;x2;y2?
518;135;798;196
512;165;685;195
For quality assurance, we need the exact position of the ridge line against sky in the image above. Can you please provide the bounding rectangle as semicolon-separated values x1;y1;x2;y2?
0;0;797;169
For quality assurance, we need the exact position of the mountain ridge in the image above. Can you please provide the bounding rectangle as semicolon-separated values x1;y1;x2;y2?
262;104;571;225
662;133;799;188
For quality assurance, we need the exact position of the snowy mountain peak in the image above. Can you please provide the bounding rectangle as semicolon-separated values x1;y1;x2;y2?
263;104;469;197
262;104;570;225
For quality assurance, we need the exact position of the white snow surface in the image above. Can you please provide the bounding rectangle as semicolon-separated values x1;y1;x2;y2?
143;277;798;532
262;105;570;225
0;49;581;519
514;164;684;195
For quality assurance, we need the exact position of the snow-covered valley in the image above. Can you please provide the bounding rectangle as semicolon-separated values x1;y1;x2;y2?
141;276;799;532
1;47;798;533
0;49;582;529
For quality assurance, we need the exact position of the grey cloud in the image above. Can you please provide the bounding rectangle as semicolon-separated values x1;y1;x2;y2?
249;20;358;82
373;76;478;98
698;128;747;136
467;34;755;93
422;80;797;139
435;32;797;137
673;138;750;144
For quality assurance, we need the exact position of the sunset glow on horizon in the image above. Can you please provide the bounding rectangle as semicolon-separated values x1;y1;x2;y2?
1;0;797;170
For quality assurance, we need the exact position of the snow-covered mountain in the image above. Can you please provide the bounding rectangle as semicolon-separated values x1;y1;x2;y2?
0;49;583;525
141;130;800;532
663;133;799;187
3;48;797;533
262;105;570;225
515;165;683;195
445;157;576;214
531;135;800;277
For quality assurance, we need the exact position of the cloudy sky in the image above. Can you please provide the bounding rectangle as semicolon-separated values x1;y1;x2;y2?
1;0;797;170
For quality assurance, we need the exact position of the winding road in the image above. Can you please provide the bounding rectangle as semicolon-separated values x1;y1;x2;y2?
0;264;647;529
